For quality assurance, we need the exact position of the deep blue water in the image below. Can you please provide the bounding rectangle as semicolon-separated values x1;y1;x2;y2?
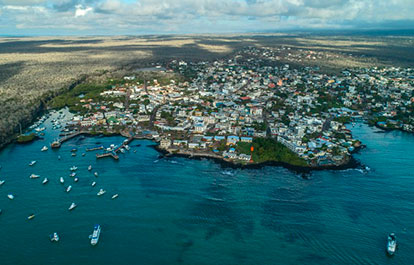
0;113;413;265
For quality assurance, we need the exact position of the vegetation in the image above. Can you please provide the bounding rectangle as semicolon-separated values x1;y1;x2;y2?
16;133;36;143
237;138;308;166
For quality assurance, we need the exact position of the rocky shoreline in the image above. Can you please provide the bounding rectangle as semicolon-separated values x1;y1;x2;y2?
152;144;362;174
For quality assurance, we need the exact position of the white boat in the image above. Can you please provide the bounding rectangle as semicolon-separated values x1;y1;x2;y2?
94;172;99;177
91;181;96;187
88;165;92;171
50;232;59;242
387;233;397;255
42;178;49;184
27;214;35;220
97;189;106;196
7;194;14;200
41;146;48;152
68;202;77;211
70;172;76;177
125;145;130;151
66;185;72;193
29;161;37;166
120;148;125;153
0;180;5;186
111;194;119;199
30;174;40;179
71;153;76;157
70;166;78;171
60;177;64;184
74;178;79;182
90;225;101;246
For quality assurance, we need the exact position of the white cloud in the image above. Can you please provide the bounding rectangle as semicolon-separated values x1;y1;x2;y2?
1;0;414;34
74;4;92;17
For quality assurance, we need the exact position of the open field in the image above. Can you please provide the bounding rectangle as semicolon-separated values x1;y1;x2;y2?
1;33;414;148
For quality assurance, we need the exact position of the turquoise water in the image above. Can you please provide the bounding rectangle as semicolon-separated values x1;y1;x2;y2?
0;114;414;265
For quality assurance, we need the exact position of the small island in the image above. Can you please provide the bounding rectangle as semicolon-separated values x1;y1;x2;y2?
16;133;37;144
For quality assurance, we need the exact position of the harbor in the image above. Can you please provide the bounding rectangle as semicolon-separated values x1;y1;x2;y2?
0;111;414;264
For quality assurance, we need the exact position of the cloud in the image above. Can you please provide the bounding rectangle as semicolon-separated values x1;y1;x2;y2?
74;4;92;17
1;0;414;35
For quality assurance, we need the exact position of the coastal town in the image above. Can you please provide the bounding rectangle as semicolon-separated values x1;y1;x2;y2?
39;46;414;168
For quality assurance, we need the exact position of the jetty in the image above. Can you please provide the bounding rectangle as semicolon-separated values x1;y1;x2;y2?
51;131;84;148
96;137;133;160
86;146;104;152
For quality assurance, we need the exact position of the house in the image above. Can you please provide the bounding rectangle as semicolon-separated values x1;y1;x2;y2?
227;136;240;145
159;138;171;149
240;137;253;143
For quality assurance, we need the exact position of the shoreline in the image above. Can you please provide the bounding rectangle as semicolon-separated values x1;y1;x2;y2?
152;145;362;174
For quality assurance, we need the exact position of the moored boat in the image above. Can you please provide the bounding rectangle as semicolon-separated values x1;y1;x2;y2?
0;180;5;186
50;232;59;242
41;146;48;152
97;189;106;196
30;174;40;179
70;166;78;171
88;165;92;171
29;161;37;166
111;194;119;199
74;177;79;182
60;177;64;184
387;233;397;255
94;172;99;177
70;172;76;177
90;225;101;246
27;214;35;220
7;194;14;200
42;178;49;184
68;202;77;211
66;185;72;193
91;181;96;187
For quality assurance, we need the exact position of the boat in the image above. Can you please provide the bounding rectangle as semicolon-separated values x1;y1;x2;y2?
74;178;79;182
41;146;48;152
68;202;77;211
94;172;99;177
66;185;72;193
90;225;101;246
7;194;14;200
0;180;5;186
71;148;78;152
29;161;37;166
42;178;49;184
91;181;96;187
50;232;59;242
70;172;76;177
97;189;106;196
58;155;61;160
30;174;40;179
88;165;92;171
111;194;119;199
60;177;64;184
51;140;61;148
387;233;397;255
133;150;137;153
120;148;125;154
27;214;35;220
124;145;130;151
70;166;78;171
71;153;76;157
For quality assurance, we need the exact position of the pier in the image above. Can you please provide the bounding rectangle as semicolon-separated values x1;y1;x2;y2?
96;137;134;160
51;131;84;148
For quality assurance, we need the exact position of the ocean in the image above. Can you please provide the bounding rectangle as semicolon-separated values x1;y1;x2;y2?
0;112;413;265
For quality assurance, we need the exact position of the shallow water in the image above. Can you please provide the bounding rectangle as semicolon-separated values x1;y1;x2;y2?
0;114;413;265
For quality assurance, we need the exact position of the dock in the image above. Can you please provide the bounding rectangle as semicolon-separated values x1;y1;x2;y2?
51;131;84;148
86;146;104;152
96;137;133;160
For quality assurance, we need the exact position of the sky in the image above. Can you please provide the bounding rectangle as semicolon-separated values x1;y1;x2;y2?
0;0;413;35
